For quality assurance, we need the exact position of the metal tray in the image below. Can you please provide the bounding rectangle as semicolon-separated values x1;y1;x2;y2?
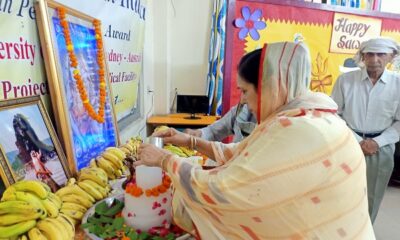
81;194;191;240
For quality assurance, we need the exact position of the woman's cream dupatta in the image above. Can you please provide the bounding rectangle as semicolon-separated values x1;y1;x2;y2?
167;42;375;240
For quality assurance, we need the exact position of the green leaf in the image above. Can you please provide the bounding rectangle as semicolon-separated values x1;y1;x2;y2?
99;215;115;224
151;237;164;240
111;217;125;230
95;201;109;214
138;232;150;240
166;233;175;240
88;225;96;234
127;231;139;240
93;225;105;236
80;222;94;229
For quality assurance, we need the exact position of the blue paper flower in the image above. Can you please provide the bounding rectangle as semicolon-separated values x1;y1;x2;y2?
234;7;266;40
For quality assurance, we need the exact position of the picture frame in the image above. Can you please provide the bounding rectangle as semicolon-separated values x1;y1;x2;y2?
0;96;71;193
35;0;120;174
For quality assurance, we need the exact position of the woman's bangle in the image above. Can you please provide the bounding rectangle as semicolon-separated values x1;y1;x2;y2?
160;154;171;170
190;135;194;150
192;137;197;150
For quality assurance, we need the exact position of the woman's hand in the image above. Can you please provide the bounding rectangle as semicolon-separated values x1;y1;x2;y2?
184;128;202;138
152;128;191;148
134;143;172;167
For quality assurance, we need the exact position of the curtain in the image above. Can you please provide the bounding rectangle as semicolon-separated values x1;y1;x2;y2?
206;0;227;116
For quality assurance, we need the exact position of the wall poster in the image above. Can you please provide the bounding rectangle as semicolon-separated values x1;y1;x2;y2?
223;0;400;113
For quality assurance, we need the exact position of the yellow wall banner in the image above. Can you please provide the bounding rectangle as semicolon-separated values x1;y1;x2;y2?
0;0;48;103
330;13;382;54
0;0;146;132
51;0;147;131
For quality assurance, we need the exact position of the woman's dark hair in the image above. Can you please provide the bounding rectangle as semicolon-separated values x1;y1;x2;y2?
237;48;262;89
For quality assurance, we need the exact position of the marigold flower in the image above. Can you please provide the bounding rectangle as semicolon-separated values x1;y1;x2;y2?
58;7;107;123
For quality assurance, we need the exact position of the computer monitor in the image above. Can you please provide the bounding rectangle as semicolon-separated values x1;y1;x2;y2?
177;95;209;119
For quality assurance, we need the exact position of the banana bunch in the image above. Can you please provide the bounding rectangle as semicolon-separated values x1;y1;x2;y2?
56;178;94;224
90;147;127;180
164;144;197;158
0;180;60;238
57;167;110;224
119;136;142;157
34;213;75;240
154;125;169;133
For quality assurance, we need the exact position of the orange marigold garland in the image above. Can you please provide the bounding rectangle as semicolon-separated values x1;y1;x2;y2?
57;7;106;123
125;174;172;198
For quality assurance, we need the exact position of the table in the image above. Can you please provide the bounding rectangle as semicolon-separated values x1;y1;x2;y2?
146;113;220;135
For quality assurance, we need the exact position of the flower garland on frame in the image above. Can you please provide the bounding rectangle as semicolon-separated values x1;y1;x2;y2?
57;7;106;123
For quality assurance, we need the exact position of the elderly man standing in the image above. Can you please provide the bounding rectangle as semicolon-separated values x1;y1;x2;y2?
331;37;400;223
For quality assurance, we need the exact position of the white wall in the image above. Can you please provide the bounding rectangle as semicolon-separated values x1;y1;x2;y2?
380;0;400;14
169;0;213;97
120;0;213;140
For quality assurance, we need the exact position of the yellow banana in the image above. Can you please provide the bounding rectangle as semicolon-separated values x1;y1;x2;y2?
66;178;76;186
60;194;93;209
56;185;95;203
1;186;17;201
37;181;51;193
18;234;28;240
59;213;76;228
77;181;103;200
80;179;108;198
12;180;49;199
115;169;123;178
47;218;70;240
37;218;66;240
41;198;59;218
79;167;108;185
47;192;62;210
0;200;42;215
2;191;47;219
89;158;97;168
134;144;140;156
27;227;47;240
105;185;111;194
87;167;108;181
0;211;42;226
154;125;169;133
59;208;84;221
56;215;74;239
78;171;107;187
118;146;131;155
96;156;116;179
0;220;36;238
61;202;87;213
179;146;196;157
102;151;123;169
164;145;188;157
121;143;133;153
106;147;126;160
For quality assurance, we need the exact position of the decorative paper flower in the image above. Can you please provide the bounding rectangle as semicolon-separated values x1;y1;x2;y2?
234;6;266;40
158;209;166;216
152;201;161;210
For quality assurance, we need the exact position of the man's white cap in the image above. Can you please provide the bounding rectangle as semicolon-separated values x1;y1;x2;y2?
354;37;400;65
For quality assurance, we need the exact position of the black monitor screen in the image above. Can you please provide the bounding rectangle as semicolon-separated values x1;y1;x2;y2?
177;95;209;119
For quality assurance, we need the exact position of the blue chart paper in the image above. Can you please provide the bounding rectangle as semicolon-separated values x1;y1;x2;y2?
52;17;116;170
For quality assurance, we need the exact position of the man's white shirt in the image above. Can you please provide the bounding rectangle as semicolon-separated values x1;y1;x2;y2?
331;68;400;147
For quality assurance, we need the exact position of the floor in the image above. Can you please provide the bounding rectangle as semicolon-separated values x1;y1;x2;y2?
373;185;400;239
